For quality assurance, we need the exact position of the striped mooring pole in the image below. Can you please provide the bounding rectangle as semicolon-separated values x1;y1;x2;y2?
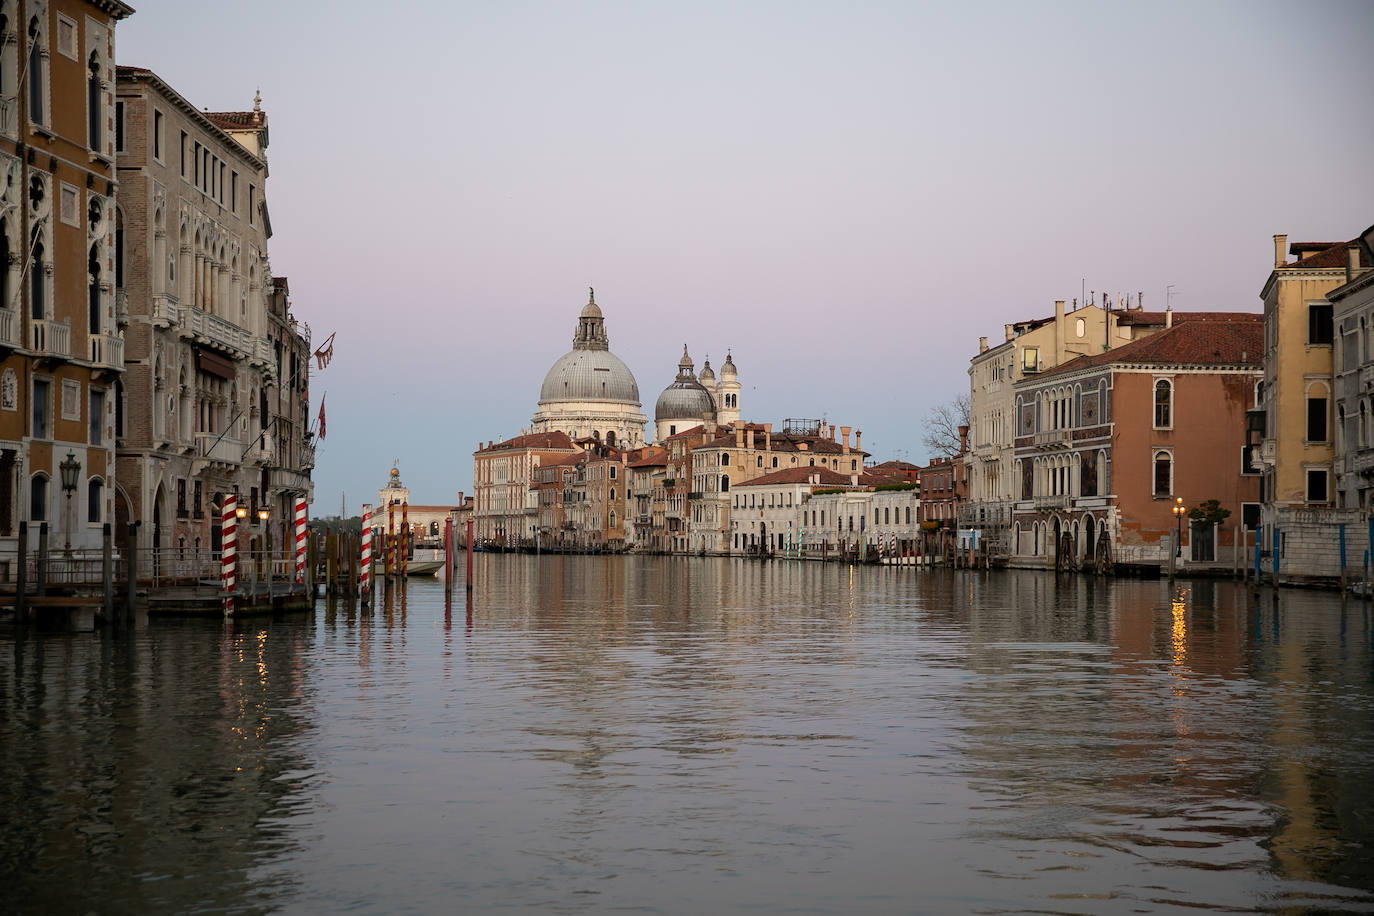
360;503;373;602
293;498;308;584
221;494;238;617
401;501;409;576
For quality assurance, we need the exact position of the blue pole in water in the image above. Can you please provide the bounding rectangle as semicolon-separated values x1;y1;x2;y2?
1339;524;1347;573
1272;527;1281;585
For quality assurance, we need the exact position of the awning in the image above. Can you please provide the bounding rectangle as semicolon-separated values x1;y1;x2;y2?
196;348;237;380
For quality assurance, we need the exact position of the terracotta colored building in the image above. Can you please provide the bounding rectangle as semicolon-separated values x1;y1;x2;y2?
1010;314;1262;570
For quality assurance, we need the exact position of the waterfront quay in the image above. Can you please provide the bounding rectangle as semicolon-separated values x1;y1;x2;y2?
4;555;1372;914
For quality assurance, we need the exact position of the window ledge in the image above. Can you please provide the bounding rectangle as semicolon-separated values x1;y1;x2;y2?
29;123;55;140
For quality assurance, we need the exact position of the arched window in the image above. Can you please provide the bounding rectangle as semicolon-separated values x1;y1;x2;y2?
720;453;728;466
609;510;616;528
608;488;615;501
30;472;47;521
27;17;43;125
605;430;616;446
88;52;101;149
1075;317;1085;338
1153;450;1172;496
88;242;101;333
721;474;730;492
29;237;44;320
87;478;103;523
1154;379;1172;428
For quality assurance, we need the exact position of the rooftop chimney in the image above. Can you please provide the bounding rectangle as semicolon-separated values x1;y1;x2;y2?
1274;234;1287;269
1350;243;1362;279
841;426;851;452
735;426;744;447
1005;324;1014;342
979;336;988;353
855;430;862;452
1054;299;1065;320
1165;307;1173;328
958;425;969;453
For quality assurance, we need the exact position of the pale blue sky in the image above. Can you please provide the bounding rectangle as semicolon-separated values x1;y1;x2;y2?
118;1;1374;511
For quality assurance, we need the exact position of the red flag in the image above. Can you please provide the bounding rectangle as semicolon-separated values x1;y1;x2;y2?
314;332;336;370
317;394;326;440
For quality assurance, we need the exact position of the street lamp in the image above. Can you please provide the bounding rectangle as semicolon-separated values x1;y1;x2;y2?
1172;497;1187;559
59;450;80;555
259;507;271;577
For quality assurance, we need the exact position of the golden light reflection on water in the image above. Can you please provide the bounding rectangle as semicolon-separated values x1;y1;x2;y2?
1170;586;1189;670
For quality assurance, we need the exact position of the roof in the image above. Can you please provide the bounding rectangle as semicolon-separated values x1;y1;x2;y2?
627;451;668;468
1282;239;1369;271
117;66;266;169
736;466;874;488
1038;315;1263;378
477;431;577;453
206;110;266;131
872;460;920;470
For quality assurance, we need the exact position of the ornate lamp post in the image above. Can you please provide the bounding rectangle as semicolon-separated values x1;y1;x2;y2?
59;450;80;555
1172;497;1187;560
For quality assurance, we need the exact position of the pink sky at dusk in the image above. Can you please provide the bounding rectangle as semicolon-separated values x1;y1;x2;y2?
118;1;1374;512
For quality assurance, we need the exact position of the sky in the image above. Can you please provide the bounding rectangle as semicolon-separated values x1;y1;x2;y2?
117;0;1374;513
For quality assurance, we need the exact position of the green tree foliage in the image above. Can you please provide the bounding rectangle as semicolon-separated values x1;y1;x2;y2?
1187;500;1231;525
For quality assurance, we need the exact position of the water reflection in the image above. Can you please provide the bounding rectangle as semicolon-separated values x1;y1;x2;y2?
2;560;1372;914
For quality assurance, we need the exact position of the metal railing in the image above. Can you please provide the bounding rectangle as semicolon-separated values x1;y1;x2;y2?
196;432;242;464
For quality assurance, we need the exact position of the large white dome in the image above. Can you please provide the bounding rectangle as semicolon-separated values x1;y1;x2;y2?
540;348;641;404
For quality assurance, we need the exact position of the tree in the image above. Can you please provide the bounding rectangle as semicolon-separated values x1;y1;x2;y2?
1187;499;1231;525
922;394;971;458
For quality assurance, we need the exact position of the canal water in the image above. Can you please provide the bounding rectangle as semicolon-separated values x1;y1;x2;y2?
3;556;1373;914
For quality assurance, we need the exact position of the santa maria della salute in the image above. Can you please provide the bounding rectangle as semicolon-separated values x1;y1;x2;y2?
528;289;740;446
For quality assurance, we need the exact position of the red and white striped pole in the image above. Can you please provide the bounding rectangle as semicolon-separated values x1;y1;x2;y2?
293;498;308;584
401;501;409;576
387;502;396;579
360;503;373;602
221;494;238;617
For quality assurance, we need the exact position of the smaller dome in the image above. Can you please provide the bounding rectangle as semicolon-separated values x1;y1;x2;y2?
721;351;737;378
580;287;602;319
655;379;716;423
699;357;715;383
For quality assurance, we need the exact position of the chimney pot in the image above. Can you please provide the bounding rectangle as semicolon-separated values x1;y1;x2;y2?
1274;234;1288;269
855;430;862;452
841;426;851;452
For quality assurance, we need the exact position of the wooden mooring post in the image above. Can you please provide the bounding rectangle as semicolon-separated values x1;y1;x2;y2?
37;522;48;597
102;523;113;622
16;520;27;623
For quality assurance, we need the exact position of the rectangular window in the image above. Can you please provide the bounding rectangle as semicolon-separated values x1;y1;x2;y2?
1241;445;1260;475
88;480;102;524
177;479;187;517
230;171;238;212
1306;468;1329;503
180;131;188;176
1307;397;1328;442
1241;502;1261;530
89;390;103;445
1022;347;1039;372
194;142;201;185
115;101;124;151
32;379;50;439
249;185;256;225
1308;303;1333;346
154;110;163;160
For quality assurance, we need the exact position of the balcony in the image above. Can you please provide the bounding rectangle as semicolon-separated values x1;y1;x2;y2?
268;466;313;495
1033;429;1071;450
0;308;18;349
1033;494;1071;510
88;332;123;371
179;304;251;356
29;318;71;360
1353;449;1374;476
152;295;179;328
194;431;242;467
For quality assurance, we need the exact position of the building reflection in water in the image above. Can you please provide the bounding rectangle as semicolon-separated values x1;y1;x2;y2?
956;574;1374;907
0;617;316;914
